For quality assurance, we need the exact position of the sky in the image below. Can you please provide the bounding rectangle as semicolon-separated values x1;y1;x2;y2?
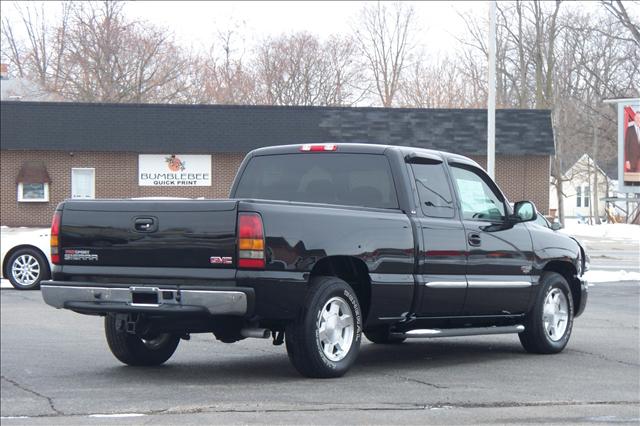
0;1;489;55
123;1;487;52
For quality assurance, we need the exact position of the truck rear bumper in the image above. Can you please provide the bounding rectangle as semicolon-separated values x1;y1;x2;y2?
41;282;250;316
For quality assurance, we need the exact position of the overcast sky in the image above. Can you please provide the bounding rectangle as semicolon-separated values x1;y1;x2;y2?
1;1;620;59
1;1;489;54
124;1;486;52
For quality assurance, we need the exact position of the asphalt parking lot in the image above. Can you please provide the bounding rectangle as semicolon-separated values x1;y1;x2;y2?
1;236;639;425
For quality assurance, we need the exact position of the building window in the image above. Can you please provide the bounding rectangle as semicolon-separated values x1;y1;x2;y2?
576;186;581;207
17;182;49;202
71;168;95;199
584;185;590;208
16;161;51;203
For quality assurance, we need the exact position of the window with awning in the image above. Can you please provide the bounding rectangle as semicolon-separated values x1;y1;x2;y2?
16;161;51;202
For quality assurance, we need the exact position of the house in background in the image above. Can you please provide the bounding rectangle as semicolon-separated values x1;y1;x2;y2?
0;64;63;102
550;154;614;221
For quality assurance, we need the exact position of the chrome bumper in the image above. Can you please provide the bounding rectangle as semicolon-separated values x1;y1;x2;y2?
41;284;247;316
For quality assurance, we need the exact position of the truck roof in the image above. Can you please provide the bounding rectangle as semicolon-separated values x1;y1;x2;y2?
248;143;481;168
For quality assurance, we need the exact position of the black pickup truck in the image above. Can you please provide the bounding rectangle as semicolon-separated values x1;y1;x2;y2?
42;144;588;378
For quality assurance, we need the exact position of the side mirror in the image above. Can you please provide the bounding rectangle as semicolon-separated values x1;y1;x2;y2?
551;222;562;231
513;201;537;222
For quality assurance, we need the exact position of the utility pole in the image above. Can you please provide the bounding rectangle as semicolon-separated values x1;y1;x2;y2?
487;0;496;179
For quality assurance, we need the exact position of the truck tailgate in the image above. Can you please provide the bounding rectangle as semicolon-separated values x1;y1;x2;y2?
59;200;238;269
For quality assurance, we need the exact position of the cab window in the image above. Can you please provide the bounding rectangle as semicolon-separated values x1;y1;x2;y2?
450;165;505;221
410;162;455;218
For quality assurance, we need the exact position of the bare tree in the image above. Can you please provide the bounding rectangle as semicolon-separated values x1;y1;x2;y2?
601;0;640;46
353;2;417;107
2;1;192;103
399;55;477;108
190;22;257;104
254;32;363;106
1;1;71;94
61;1;191;103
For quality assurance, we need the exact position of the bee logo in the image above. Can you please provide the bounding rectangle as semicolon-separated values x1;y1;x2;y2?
165;155;186;172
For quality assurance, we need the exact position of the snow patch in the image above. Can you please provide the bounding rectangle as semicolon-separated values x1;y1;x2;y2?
584;270;640;283
560;221;640;242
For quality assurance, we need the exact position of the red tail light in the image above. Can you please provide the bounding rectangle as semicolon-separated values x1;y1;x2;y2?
51;210;61;264
238;212;265;269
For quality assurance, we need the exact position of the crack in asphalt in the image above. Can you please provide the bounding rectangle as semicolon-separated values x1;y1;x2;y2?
3;400;638;419
568;349;640;367
383;373;448;389
1;375;63;416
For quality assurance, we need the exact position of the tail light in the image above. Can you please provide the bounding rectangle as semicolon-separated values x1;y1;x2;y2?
300;144;337;152
238;212;265;269
51;210;61;264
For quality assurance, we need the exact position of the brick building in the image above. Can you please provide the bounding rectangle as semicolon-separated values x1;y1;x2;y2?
1;101;554;227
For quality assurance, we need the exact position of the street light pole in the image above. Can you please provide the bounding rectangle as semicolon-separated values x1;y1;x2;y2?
487;0;496;179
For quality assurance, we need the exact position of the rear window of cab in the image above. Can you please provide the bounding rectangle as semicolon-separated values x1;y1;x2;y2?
234;153;399;209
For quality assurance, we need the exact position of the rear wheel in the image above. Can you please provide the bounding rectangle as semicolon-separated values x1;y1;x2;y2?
285;276;362;378
104;314;180;366
519;272;574;354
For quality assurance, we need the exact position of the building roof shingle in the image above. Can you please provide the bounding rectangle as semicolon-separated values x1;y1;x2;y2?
1;101;555;156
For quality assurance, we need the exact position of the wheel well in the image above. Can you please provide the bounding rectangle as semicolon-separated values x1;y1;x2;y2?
310;256;371;320
2;245;51;280
543;261;580;311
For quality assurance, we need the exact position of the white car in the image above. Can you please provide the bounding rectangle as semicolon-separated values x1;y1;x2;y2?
1;227;52;290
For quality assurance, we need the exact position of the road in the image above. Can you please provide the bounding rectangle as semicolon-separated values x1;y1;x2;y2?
1;268;638;425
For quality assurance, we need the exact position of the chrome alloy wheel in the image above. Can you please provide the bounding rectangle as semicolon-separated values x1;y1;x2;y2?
543;288;569;341
317;296;355;362
11;254;41;287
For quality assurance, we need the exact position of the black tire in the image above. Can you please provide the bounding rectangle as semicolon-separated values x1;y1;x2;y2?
104;314;180;366
285;276;362;378
6;248;49;290
365;327;406;344
519;272;574;354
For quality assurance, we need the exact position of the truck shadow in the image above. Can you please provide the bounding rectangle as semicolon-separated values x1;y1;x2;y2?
99;338;529;383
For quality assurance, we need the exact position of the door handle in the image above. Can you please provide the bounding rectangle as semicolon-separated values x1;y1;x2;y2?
468;232;481;247
133;217;157;232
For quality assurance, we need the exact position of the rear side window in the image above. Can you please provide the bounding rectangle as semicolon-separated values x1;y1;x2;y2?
410;162;454;218
234;153;399;209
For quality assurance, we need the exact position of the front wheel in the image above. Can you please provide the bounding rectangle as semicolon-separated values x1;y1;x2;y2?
105;314;180;366
7;248;49;290
519;272;574;354
285;276;362;378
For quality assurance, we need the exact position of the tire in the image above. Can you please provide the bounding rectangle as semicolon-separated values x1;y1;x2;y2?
6;248;49;290
104;314;180;366
365;327;406;344
519;272;574;354
285;276;362;378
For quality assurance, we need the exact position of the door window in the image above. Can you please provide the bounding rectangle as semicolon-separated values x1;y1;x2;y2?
71;168;95;199
410;162;454;218
450;165;505;221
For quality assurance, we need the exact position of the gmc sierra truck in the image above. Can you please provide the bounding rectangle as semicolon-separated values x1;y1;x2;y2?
42;144;588;378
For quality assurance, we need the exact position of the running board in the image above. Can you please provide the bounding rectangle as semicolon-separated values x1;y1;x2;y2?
390;325;525;339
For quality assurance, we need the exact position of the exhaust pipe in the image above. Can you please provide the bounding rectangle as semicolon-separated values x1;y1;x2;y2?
241;328;271;339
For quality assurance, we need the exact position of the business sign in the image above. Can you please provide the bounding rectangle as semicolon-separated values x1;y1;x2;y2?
616;99;640;193
138;154;211;186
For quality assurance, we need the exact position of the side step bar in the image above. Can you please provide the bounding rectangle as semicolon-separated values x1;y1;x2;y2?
390;325;525;339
